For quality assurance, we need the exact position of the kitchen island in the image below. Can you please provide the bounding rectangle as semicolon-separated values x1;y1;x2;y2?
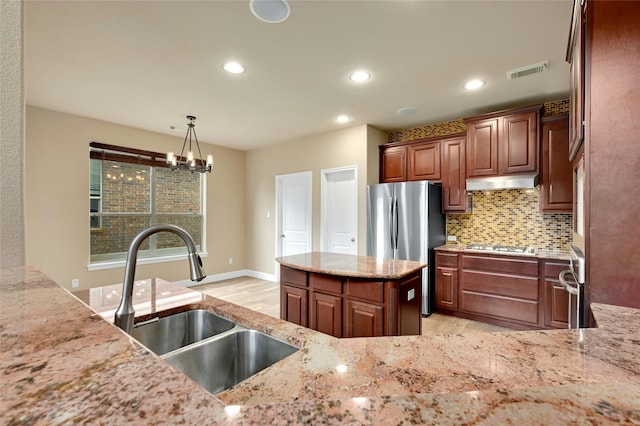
2;266;639;424
276;252;425;337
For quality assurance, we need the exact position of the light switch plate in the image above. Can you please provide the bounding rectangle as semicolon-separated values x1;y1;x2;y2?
407;288;415;301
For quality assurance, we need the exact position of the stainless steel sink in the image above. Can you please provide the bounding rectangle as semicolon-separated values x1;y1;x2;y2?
163;329;298;394
131;309;235;355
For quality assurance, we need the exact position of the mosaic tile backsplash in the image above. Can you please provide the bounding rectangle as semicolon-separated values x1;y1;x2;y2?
447;189;572;251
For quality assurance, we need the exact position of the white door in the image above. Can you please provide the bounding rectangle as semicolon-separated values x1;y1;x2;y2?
321;166;357;255
276;172;312;261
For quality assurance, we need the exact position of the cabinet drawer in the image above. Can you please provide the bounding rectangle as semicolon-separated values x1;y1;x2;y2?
346;279;384;303
462;271;538;300
463;255;538;276
436;252;458;268
310;273;342;294
543;261;570;279
280;266;308;287
461;291;539;325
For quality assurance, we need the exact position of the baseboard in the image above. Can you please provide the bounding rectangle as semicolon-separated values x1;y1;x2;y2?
176;269;277;287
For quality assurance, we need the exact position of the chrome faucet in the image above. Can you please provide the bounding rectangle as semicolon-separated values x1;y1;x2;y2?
114;224;206;334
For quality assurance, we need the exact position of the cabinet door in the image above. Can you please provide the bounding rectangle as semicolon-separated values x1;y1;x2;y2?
435;267;458;310
408;141;441;181
345;300;384;337
380;146;407;182
567;0;585;160
310;292;343;337
280;285;308;327
441;136;467;213
544;279;570;329
500;111;539;174
466;118;498;177
540;117;572;212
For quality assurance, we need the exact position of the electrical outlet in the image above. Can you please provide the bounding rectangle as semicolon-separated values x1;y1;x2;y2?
71;278;79;288
447;235;457;242
228;258;233;265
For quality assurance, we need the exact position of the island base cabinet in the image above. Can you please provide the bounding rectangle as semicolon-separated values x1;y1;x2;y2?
345;300;384;338
281;285;308;327
310;292;343;337
279;264;422;337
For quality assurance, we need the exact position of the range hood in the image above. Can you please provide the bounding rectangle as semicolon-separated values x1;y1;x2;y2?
466;173;539;191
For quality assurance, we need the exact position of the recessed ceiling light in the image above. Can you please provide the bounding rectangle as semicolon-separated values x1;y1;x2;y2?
397;107;417;116
223;62;245;74
336;115;351;124
349;71;371;83
464;79;485;90
250;0;290;24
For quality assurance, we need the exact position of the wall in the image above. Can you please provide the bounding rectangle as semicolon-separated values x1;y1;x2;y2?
25;106;246;290
245;124;385;276
388;99;572;251
0;0;25;269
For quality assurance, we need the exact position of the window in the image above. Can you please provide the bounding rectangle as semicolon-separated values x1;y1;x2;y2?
89;143;204;265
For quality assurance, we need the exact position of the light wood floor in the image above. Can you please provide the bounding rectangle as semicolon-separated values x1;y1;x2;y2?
192;277;512;336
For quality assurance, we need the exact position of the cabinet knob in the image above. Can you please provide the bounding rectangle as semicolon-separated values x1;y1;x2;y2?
281;234;286;238
351;238;355;242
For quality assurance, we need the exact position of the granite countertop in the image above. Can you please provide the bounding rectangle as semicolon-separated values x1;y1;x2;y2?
2;266;639;424
435;243;571;260
276;251;426;279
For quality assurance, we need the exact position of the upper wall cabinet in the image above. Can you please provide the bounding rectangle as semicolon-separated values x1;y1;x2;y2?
380;137;443;184
540;115;572;212
379;145;407;182
464;104;543;178
566;0;585;161
408;141;441;181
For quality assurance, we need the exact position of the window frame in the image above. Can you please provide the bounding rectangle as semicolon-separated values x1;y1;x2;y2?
88;142;207;271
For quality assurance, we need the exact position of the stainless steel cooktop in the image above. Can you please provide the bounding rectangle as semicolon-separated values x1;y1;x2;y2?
466;244;536;254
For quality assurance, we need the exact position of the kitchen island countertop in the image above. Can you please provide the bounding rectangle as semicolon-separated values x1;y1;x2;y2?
2;266;639;424
276;251;426;279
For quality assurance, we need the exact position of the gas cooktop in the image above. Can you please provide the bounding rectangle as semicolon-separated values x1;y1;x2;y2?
466;244;536;254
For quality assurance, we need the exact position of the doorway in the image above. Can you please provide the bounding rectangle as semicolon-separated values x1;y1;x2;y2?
321;166;358;255
275;171;312;276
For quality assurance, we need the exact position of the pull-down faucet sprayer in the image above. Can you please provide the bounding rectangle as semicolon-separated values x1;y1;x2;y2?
114;224;206;334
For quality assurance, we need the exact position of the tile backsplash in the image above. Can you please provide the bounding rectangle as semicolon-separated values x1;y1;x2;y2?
446;188;572;251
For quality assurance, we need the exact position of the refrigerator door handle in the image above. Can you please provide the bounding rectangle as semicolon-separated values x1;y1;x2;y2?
389;197;395;250
393;197;399;250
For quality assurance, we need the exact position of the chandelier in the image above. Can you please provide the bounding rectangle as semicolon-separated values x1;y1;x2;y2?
166;115;213;173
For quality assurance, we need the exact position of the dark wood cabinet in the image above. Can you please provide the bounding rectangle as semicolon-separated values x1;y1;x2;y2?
281;285;308;327
466;118;498;177
380;145;407;182
500;110;538;174
310;292;343;337
542;260;572;329
435;252;459;310
408;141;441;181
567;0;585;161
465;105;542;178
460;254;540;328
569;1;640;316
540;115;572;212
279;265;422;337
345;299;384;338
441;135;468;213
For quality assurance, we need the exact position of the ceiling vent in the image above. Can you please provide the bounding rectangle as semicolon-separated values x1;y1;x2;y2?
506;60;549;80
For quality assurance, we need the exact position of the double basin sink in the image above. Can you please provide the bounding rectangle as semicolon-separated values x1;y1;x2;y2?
131;309;298;395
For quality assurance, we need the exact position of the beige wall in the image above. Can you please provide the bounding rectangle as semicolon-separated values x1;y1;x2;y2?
244;124;385;275
25;106;246;290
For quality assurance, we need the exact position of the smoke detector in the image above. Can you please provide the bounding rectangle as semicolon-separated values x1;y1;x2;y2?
506;60;549;80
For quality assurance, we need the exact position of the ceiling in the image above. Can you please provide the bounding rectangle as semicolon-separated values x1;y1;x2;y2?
25;1;573;151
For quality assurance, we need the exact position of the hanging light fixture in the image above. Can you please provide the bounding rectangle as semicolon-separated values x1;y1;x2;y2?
166;115;213;173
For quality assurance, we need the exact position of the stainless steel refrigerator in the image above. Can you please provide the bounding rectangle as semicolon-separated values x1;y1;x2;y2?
366;181;446;316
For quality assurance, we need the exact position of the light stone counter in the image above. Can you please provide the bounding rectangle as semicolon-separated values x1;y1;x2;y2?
2;266;639;424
